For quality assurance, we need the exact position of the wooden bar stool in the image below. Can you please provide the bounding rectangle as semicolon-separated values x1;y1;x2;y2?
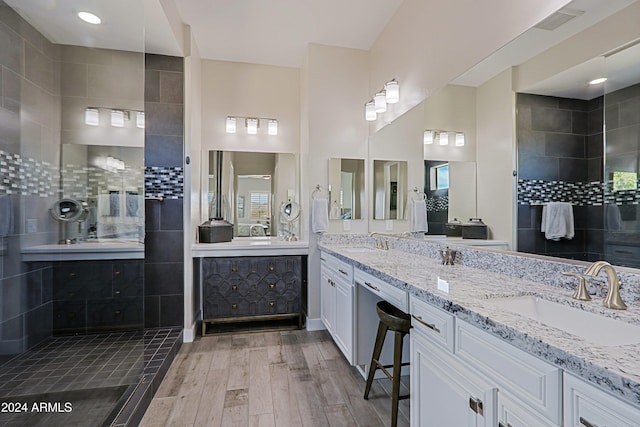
363;300;411;427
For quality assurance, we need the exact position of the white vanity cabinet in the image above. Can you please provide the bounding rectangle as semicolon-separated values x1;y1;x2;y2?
320;252;354;363
564;372;640;427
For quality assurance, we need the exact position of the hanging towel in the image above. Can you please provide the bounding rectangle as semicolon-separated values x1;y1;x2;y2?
606;203;622;231
0;194;13;238
541;202;574;241
312;198;329;233
410;199;428;233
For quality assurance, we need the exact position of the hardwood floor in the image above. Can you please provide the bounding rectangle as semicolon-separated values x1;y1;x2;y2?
140;330;410;427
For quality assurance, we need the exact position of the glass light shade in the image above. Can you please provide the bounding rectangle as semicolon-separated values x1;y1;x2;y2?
111;109;125;127
439;132;449;146
589;77;607;85
423;130;434;145
226;117;236;133
374;91;387;113
78;11;101;24
85;108;99;126
365;101;376;121
385;80;399;103
455;132;465;147
136;111;145;128
246;118;258;134
268;119;278;135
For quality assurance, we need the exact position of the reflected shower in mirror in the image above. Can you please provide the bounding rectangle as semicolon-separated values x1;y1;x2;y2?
207;151;297;238
328;158;365;220
373;160;408;220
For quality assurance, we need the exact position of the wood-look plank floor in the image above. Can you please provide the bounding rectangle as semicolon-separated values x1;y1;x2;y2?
140;330;410;427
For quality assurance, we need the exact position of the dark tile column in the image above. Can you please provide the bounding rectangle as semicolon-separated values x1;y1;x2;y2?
144;54;184;328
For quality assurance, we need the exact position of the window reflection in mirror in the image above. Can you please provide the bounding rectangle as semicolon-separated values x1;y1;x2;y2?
373;160;407;220
207;151;296;238
328;158;365;220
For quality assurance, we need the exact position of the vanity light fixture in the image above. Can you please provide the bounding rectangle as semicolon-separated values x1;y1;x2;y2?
84;108;100;126
439;132;449;146
77;11;101;25
246;118;259;135
226;117;237;133
589;77;607;85
268;119;278;135
455;132;465;147
111;109;125;127
423;130;434;145
365;100;377;121
385;79;399;104
136;111;145;129
374;91;387;113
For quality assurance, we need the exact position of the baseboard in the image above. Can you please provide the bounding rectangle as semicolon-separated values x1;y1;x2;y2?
183;320;198;342
305;317;326;331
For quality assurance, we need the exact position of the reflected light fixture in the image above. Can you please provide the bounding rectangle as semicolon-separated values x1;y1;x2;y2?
268;119;278;136
365;100;376;121
423;130;434;145
84;108;99;126
385;79;399;104
136;111;145;129
111;109;125;127
246;118;258;134
455;132;465;147
439;132;449;146
77;11;101;25
226;117;237;133
374;91;387;113
589;77;607;85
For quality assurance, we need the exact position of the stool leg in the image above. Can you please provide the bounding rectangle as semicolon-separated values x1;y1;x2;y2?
364;321;388;399
391;331;406;427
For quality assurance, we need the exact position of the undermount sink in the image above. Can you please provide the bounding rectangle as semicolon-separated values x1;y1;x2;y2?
485;296;640;347
341;247;378;253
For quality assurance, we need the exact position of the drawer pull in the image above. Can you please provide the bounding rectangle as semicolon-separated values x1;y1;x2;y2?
69;272;76;277
579;417;598;427
363;281;379;292
231;303;237;309
231;266;238;272
269;283;276;289
411;314;441;333
232;285;238;291
338;269;348;276
115;310;122;315
114;290;121;295
68;292;75;297
468;397;483;415
269;301;275;307
320;257;326;262
499;423;512;427
114;271;121;276
269;264;275;271
614;249;633;255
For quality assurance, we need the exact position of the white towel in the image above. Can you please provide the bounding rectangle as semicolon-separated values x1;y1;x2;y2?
0;194;12;237
410;199;428;233
312;198;329;233
541;202;574;241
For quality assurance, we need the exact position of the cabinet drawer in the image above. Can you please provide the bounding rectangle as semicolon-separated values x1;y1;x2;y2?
320;252;353;283
564;372;640;427
409;295;454;352
455;320;561;424
354;268;407;311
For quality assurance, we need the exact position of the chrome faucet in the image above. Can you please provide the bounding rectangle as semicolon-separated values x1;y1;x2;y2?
583;261;627;310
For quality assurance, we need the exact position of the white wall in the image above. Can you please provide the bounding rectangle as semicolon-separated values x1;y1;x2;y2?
476;68;517;249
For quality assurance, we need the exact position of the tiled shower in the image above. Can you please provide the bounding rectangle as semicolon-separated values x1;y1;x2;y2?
0;1;184;425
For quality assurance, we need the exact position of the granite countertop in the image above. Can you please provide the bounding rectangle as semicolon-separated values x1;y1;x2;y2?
319;242;640;408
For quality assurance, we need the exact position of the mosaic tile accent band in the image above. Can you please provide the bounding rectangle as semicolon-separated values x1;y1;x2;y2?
144;166;184;199
426;195;448;212
62;164;144;200
519;179;640;206
0;149;58;197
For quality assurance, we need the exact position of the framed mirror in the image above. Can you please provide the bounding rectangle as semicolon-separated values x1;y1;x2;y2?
373;160;408;220
328;158;365;220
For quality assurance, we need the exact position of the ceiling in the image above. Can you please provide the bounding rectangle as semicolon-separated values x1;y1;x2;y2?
5;0;639;99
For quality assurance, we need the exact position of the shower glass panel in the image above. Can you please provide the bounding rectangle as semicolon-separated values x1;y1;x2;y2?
0;1;145;425
602;42;640;268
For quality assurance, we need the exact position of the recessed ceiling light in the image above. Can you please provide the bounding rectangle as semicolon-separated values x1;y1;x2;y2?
589;77;607;85
77;11;102;25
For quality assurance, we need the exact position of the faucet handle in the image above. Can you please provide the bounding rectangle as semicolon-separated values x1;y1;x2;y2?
562;272;591;301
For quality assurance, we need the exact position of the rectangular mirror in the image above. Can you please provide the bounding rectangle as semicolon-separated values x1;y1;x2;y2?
424;160;477;234
328;158;365;220
373;160;408;220
207;151;297;238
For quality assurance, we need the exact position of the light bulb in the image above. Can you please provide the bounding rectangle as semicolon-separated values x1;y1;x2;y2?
226;117;236;133
455;132;465;147
246;118;258;134
385;80;399;104
423;130;434;145
365;101;376;121
268;119;278;135
85;108;99;126
374;91;387;113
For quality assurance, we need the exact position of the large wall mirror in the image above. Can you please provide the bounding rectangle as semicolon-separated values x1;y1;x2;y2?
328;158;365;220
373;160;408;220
206;151;297;238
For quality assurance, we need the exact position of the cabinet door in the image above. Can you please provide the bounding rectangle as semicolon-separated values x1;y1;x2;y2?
564;373;640;427
411;329;497;427
320;268;335;333
334;278;353;364
499;395;559;427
